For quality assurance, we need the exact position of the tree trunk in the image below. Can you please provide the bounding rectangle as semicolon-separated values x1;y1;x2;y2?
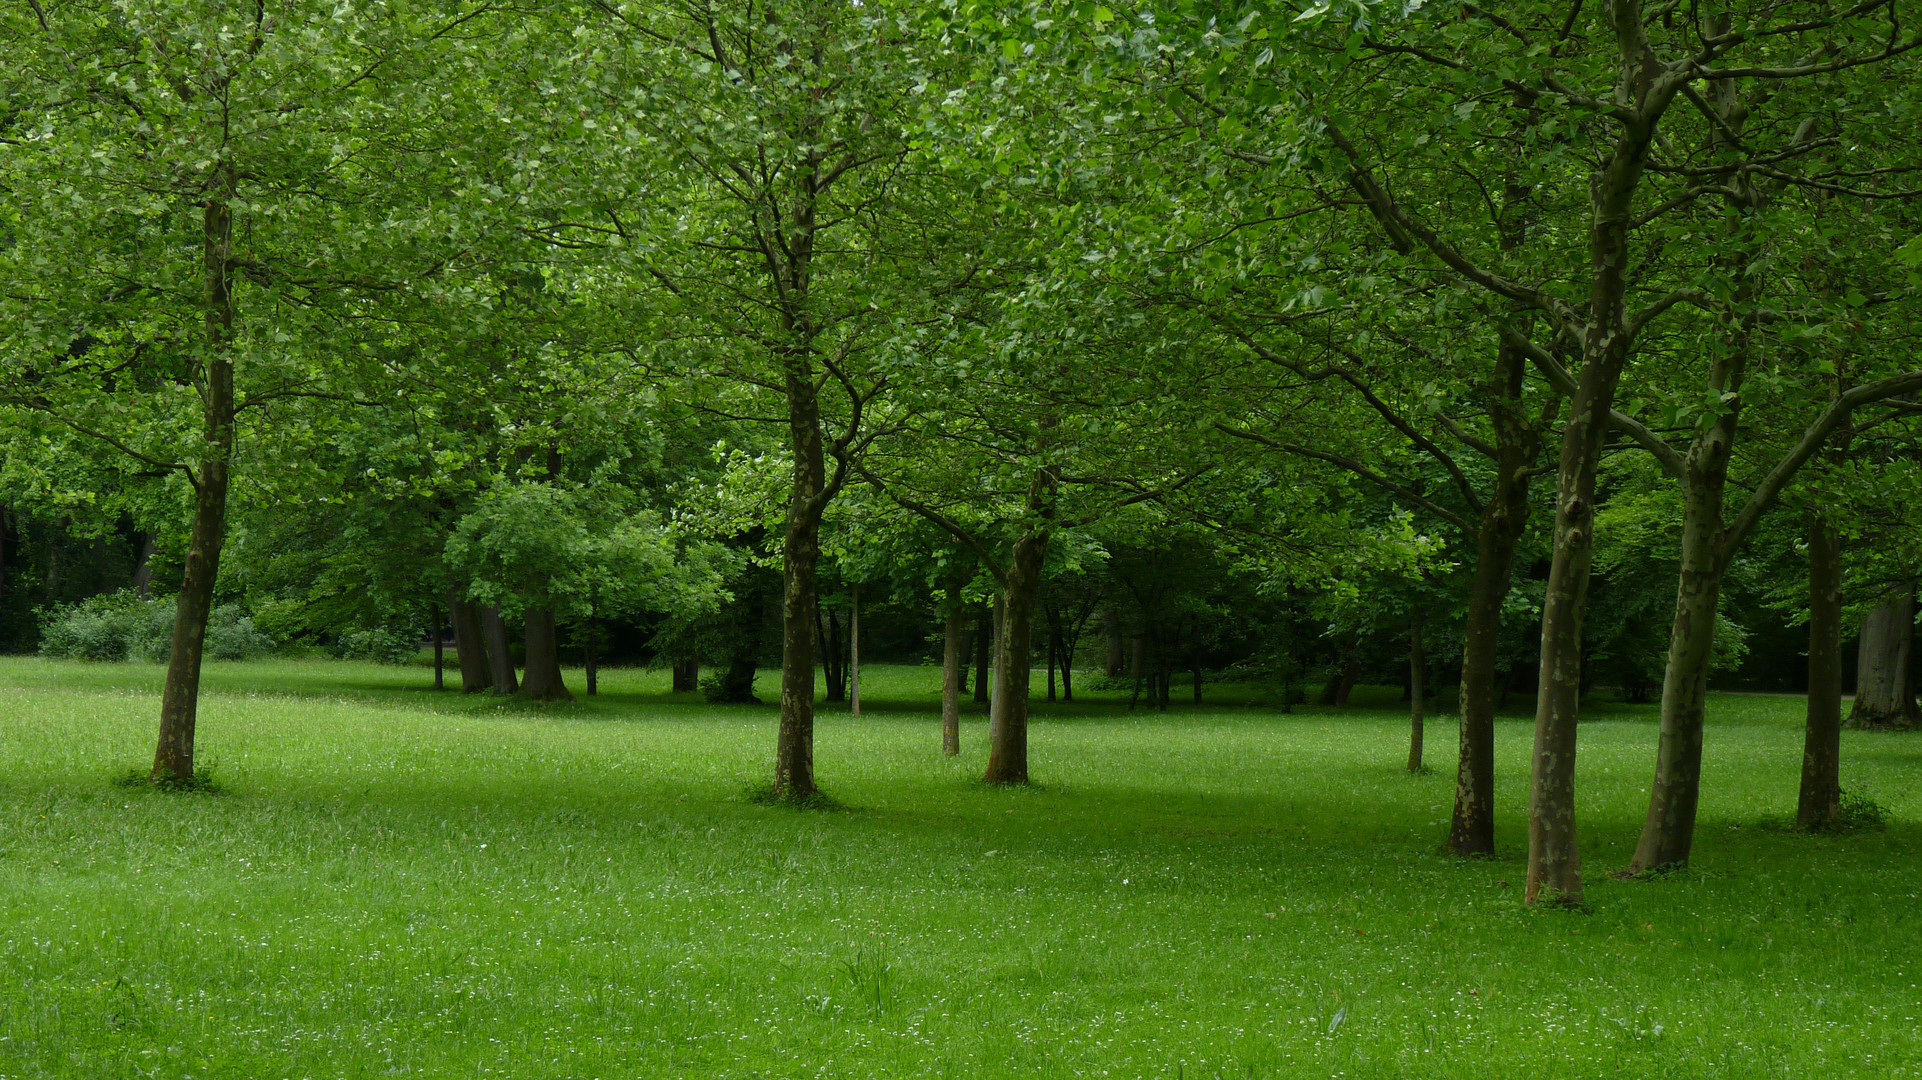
984;532;1048;785
941;607;964;755
1798;512;1844;829
715;573;765;703
432;603;444;691
131;533;157;600
1449;338;1539;857
1849;588;1918;729
672;654;699;693
1630;447;1734;873
849;583;861;717
772;364;828;801
1526;335;1630;905
447;592;493;694
520;605;572;703
1408;608;1426;773
973;604;991;704
150;185;237;785
482;605;518;695
1060;633;1075;702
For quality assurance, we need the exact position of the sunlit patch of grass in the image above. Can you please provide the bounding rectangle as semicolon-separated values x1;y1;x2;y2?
0;658;1916;1078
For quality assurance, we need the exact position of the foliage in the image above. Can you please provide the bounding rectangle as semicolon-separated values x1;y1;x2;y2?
37;591;272;663
335;628;421;667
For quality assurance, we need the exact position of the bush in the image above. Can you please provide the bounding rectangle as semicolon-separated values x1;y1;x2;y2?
336;627;420;665
38;592;273;662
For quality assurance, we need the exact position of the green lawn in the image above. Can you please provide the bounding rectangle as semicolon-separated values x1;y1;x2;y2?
1;658;1916;1079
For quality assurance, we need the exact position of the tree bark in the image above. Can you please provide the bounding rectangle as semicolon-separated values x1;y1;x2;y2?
941;607;964;755
849;582;861;717
672;654;699;693
772;356;829;801
714;572;765;703
1798;513;1844;829
973;604;991;704
1408;608;1426;773
447;592;493;694
1449;339;1539;856
520;605;572;703
1630;419;1737;873
150;183;237;785
1849;588;1918;729
984;532;1048;785
482;605;518;695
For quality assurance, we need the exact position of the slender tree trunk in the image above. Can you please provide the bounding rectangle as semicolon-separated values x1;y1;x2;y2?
1408;608;1426;773
850;583;861;717
1630;450;1733;873
1129;634;1145;711
432;603;444;691
989;593;1005;723
150;184;237;785
973;604;991;704
447;592;492;694
1798;512;1844;829
941;608;964;755
1450;340;1539;857
482;605;518;695
1849;588;1918;729
772;362;828;800
131;533;157;600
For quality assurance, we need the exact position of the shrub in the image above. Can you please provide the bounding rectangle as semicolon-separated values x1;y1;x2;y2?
336;627;420;665
39;592;274;662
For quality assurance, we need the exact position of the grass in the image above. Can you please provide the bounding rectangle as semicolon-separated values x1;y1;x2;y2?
1;657;1918;1079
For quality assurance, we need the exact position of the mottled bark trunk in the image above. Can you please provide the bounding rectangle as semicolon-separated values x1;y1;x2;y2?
151;184;237;785
1630;450;1732;873
941;608;964;755
1849;589;1917;729
1798;513;1844;829
482;605;518;695
1407;609;1426;773
447;592;492;694
520;605;572;703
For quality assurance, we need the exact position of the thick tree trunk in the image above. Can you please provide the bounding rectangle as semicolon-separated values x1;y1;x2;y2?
1798;513;1844;829
150;188;237;785
1849;588;1918;729
482;605;518;695
432;603;444;691
447;592;492;694
1408;609;1426;773
973;604;991;704
672;654;699;693
941;608;964;755
1630;452;1732;873
984;532;1048;785
520;605;572;703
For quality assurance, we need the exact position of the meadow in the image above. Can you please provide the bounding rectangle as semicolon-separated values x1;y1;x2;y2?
0;657;1916;1079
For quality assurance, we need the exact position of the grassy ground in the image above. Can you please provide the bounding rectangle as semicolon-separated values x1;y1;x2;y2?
0;657;1917;1079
